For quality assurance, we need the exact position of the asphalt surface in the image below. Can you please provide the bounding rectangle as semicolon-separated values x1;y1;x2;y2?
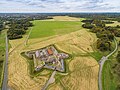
2;34;8;90
98;38;118;90
42;71;56;90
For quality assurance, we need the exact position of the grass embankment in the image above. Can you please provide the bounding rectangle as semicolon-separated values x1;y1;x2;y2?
0;31;5;88
29;21;83;39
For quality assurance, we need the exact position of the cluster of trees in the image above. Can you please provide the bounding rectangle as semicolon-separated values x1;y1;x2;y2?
116;25;120;28
96;37;111;51
0;24;4;31
82;23;94;29
82;20;94;29
7;19;33;40
0;19;4;32
116;51;120;63
82;19;120;51
112;51;120;90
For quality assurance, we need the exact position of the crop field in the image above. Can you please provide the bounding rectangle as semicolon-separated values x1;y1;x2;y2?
8;16;99;90
29;20;83;39
0;31;5;88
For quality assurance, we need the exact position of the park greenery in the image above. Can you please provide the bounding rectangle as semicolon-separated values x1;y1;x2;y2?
82;19;120;52
7;19;33;40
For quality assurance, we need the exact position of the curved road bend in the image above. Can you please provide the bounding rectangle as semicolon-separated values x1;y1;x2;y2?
98;38;118;90
2;34;9;90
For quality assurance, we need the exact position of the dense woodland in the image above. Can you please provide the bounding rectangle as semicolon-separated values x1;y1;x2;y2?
82;19;120;51
0;18;5;32
7;19;33;39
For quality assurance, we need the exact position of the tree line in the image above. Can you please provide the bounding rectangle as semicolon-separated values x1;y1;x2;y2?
82;18;120;90
82;19;120;52
7;19;33;40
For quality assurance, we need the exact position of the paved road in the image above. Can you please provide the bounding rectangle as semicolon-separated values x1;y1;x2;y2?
98;38;118;90
42;71;56;90
2;34;9;90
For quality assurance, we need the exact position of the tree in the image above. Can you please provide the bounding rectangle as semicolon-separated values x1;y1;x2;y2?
7;19;32;40
116;51;120;63
82;23;94;29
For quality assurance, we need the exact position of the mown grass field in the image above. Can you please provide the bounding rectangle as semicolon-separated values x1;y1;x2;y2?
102;60;116;90
0;31;5;88
29;21;83;39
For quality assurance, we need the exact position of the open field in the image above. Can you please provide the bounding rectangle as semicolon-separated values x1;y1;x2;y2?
29;20;83;39
40;16;82;21
106;21;120;27
59;57;98;90
102;60;116;90
53;16;81;21
0;31;5;88
8;16;99;90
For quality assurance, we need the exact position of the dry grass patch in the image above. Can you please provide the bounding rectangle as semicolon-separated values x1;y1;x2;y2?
48;57;99;90
106;21;120;26
26;29;96;53
53;16;81;21
8;37;49;90
61;57;99;90
47;83;63;90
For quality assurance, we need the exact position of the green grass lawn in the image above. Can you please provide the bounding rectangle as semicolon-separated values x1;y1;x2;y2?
0;31;5;88
102;60;116;90
29;20;83;39
89;52;103;61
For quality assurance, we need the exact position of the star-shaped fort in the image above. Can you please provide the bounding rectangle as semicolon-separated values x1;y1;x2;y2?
25;46;69;72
